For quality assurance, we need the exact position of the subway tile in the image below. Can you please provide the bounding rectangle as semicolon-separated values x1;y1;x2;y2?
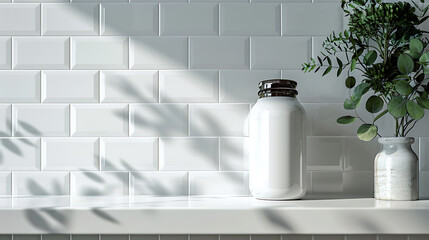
160;70;219;103
377;235;407;240
130;104;188;137
13;236;40;240
306;137;343;171
303;103;362;136
220;138;248;171
344;137;380;171
191;0;247;3
420;137;429;171
101;138;158;171
190;37;250;69
0;172;11;195
71;236;99;240
281;70;349;103
250;236;280;240
130;236;159;240
160;138;218;170
0;38;11;69
42;138;99;171
420;171;429;199
313;236;344;240
42;4;99;35
160;236;188;240
130;171;188;196
409;235;429;240
13;38;70;70
190;236;218;240
161;4;218;36
0;71;40;103
13;105;69;137
71;104;129;137
189;104;249;136
42;235;70;240
130;37;188;70
281;236;312;240
282;3;343;36
71;37;129;70
101;236;128;240
0;4;40;35
0;105;11;137
220;236;249;240
71;172;129;196
345;236;376;240
101;3;158;36
189;172;249;196
101;71;158;103
311;171;343;194
13;172;69;196
220;4;280;36
0;235;11;240
251;0;310;2
342;171;373;197
42;71;99;103
0;138;40;170
219;70;280;103
73;0;127;3
251;37;311;70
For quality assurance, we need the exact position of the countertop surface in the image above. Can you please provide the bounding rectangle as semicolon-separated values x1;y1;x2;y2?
1;196;428;234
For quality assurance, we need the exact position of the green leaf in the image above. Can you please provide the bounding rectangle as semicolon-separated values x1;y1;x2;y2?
345;76;356;89
344;96;361;110
395;80;413;96
419;52;429;74
397;54;415;75
407;100;425;120
416;97;429;109
409;50;421;60
387;96;407;118
410;38;424;53
363;50;377;65
322;66;332;76
366;95;384;113
353;82;371;98
357;124;378;141
337;116;357;124
374;109;388;122
351;58;357;71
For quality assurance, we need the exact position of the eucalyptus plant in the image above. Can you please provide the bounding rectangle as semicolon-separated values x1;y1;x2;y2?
302;0;429;141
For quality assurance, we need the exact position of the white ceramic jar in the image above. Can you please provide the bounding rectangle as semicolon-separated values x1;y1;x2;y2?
249;79;306;200
374;137;418;201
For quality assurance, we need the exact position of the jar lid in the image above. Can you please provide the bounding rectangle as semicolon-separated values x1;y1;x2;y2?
258;79;298;99
258;79;297;91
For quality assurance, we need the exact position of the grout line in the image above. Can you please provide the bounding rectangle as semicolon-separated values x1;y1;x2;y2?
10;37;14;70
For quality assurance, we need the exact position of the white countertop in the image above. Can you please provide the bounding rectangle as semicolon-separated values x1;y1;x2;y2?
1;196;429;234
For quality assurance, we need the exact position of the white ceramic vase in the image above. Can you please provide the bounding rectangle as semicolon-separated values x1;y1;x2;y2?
374;137;418;201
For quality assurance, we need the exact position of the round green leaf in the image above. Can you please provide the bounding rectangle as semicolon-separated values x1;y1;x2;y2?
410;38;424;53
407;100;425;120
345;76;356;89
417;97;429;109
366;95;384;113
357;124;378;141
397;53;415;75
419;53;429;74
395;80;413;96
387;96;407;118
337;116;357;124
363;50;377;65
353;82;371;98
344;97;361;110
409;50;422;60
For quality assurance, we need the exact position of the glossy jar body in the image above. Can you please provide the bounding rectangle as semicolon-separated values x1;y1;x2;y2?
249;96;306;200
374;137;418;201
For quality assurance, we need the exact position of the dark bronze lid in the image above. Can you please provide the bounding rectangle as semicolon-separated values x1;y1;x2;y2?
258;79;298;99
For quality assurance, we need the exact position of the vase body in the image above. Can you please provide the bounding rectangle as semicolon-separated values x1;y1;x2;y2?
249;96;306;200
374;137;418;201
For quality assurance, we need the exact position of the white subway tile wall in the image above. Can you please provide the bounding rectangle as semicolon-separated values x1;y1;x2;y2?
0;0;428;205
0;234;427;240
